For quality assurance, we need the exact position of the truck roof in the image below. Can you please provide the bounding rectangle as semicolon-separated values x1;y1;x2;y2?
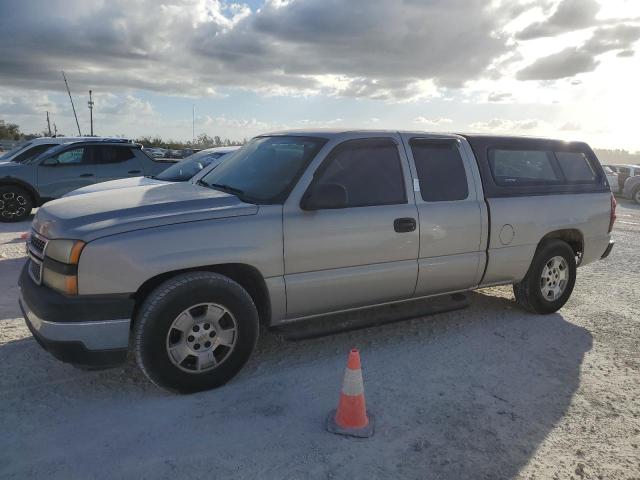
261;129;588;146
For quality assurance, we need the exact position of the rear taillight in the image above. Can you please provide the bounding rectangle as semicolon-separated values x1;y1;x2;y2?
608;193;617;233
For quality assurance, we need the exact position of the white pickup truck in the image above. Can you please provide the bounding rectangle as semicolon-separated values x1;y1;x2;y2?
19;130;615;392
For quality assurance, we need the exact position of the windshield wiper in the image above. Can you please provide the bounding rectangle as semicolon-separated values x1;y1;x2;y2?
197;180;255;203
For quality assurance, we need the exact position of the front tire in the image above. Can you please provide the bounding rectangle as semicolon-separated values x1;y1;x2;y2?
513;240;577;314
632;185;640;204
134;272;259;393
0;186;33;222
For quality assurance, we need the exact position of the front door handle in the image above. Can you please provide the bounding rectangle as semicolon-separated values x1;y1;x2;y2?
128;170;141;174
79;173;95;178
394;217;417;233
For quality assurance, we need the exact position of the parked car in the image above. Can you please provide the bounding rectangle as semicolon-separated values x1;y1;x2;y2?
64;146;240;197
620;169;640;204
144;148;167;159
20;131;615;392
0;138;176;221
603;164;640;194
603;166;619;193
0;136;92;164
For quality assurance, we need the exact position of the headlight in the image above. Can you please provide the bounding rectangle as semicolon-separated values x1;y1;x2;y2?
42;239;85;295
45;239;85;265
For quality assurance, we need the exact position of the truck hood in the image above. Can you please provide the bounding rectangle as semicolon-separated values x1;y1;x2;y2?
63;176;168;197
33;182;258;241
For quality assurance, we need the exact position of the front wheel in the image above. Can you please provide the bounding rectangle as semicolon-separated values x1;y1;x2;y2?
0;186;33;222
513;240;577;314
134;272;259;393
632;186;640;204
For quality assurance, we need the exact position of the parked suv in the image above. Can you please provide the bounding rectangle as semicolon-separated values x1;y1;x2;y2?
19;131;615;393
0;138;175;221
64;146;240;197
0;136;86;164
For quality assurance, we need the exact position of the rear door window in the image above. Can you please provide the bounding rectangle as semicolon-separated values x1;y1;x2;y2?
410;140;468;201
489;149;560;186
555;152;596;182
98;146;136;164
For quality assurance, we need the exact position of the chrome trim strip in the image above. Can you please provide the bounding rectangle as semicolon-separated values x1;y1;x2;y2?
27;253;43;284
20;298;130;350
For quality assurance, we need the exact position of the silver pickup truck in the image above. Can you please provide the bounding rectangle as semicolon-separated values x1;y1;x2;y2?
19;130;616;392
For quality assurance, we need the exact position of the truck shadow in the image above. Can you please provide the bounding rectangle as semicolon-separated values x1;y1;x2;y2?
0;288;591;480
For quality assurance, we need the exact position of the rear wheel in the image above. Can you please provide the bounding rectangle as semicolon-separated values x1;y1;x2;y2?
632;185;640;204
0;186;33;222
134;272;259;393
513;240;577;314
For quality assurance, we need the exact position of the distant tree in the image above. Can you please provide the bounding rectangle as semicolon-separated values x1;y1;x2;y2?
0;122;22;140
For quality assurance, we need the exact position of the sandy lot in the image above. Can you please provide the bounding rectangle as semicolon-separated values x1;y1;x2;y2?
1;201;639;480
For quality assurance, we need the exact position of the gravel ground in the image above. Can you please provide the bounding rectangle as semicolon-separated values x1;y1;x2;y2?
0;201;638;480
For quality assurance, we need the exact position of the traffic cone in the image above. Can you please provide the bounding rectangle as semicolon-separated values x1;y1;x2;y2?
326;348;375;438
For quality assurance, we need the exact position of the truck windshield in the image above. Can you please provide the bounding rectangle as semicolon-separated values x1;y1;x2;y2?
199;136;327;204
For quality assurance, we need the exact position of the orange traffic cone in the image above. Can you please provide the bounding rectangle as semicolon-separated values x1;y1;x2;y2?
326;348;375;438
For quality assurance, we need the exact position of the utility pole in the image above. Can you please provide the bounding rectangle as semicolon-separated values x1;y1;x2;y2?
46;111;52;136
88;90;94;136
192;104;195;146
53;123;58;137
61;70;82;136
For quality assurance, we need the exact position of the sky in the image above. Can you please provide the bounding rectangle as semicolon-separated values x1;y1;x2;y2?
0;0;639;150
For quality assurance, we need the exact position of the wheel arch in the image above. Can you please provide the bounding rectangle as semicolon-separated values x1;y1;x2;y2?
132;263;272;327
537;229;584;261
0;178;41;206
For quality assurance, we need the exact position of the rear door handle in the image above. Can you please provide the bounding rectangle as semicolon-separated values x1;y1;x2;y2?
394;217;417;233
128;170;141;174
79;173;95;178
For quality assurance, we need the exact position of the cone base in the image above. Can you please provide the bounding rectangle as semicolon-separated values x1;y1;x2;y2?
326;410;375;438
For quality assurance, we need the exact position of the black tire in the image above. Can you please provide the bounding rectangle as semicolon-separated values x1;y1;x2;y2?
134;272;259;393
632;185;640;204
513;239;577;314
0;185;33;222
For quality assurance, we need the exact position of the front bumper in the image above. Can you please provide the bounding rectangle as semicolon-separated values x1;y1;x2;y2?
18;263;134;368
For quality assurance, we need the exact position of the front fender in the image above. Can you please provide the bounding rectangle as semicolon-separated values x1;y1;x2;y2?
77;205;284;295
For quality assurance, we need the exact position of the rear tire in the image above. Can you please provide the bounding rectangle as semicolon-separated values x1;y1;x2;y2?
0;186;33;222
632;185;640;204
513;240;577;314
134;272;259;393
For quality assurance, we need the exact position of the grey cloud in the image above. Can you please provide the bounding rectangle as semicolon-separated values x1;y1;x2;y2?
582;24;640;55
488;92;512;102
0;0;527;100
516;0;600;40
516;47;599;80
516;23;640;80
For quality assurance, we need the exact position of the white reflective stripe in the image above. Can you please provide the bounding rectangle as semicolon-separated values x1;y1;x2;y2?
341;368;364;396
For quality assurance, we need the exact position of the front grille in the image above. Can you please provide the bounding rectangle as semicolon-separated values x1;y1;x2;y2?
28;232;47;259
28;256;43;284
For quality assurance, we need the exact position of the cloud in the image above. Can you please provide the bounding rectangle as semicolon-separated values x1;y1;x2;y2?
470;118;541;131
516;0;601;40
560;122;581;131
413;117;453;126
516;47;599;80
0;0;528;101
516;23;640;80
488;92;513;102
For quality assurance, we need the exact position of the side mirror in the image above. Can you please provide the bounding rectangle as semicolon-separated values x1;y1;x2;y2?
301;183;348;210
